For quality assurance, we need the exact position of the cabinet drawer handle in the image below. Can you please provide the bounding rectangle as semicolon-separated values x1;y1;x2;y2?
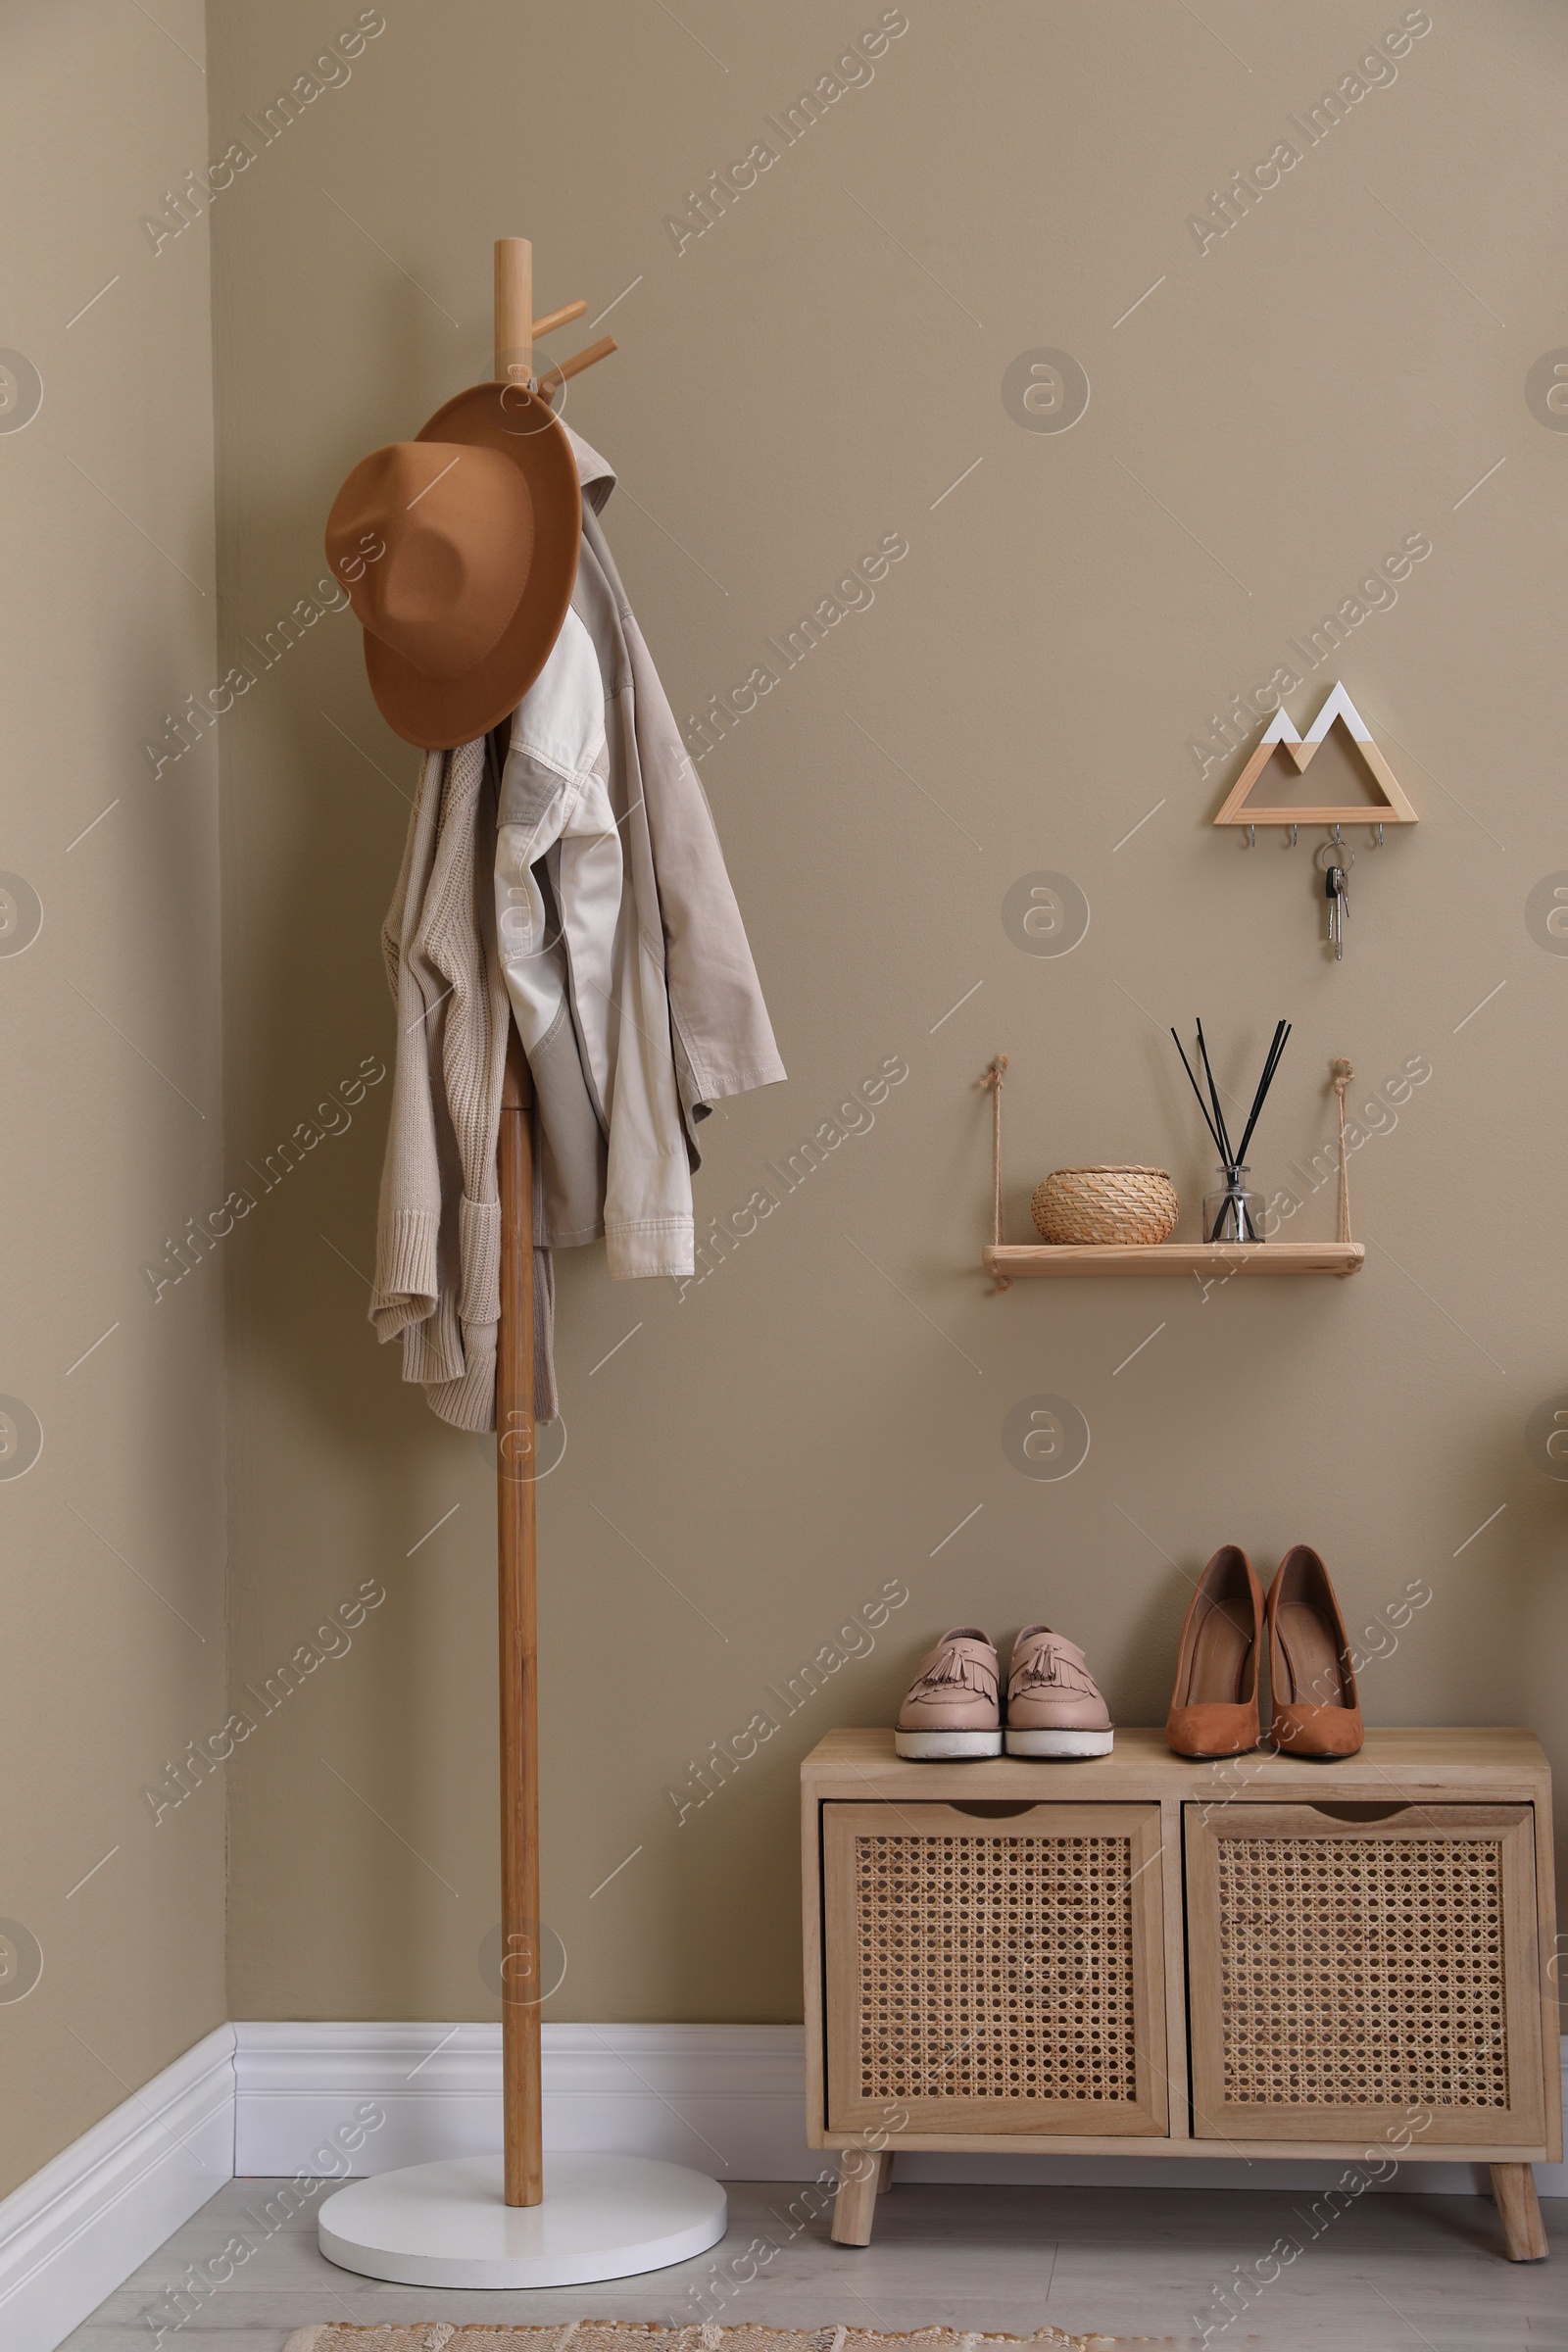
1302;1801;1412;1824
948;1800;1037;1819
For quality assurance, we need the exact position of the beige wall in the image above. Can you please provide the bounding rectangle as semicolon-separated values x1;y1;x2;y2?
10;0;1561;2178
0;3;225;2194
206;0;1568;2032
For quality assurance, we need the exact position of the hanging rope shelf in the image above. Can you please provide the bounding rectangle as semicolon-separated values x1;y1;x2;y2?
979;1054;1364;1283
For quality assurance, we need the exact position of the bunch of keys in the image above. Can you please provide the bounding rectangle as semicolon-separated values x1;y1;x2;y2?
1316;838;1351;960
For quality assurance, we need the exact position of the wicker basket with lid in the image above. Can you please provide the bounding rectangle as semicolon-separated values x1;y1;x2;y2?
1030;1165;1179;1247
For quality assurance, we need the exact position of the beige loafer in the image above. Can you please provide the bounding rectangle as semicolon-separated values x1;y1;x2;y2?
895;1627;1002;1758
1004;1626;1114;1757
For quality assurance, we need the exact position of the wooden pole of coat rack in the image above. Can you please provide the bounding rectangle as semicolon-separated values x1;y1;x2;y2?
496;1019;541;2209
491;237;615;2211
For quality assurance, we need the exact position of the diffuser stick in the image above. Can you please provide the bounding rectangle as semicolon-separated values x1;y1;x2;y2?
1195;1021;1234;1165
1235;1040;1279;1164
1170;1029;1227;1159
1235;1020;1291;1167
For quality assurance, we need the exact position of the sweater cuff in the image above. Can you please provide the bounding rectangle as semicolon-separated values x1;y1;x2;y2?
458;1194;501;1323
400;1298;465;1388
425;1337;498;1434
370;1207;440;1334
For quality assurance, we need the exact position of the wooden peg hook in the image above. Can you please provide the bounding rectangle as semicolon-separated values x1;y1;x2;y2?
534;335;617;407
530;299;587;339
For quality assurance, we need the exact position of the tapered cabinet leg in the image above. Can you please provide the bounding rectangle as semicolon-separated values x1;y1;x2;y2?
1491;2164;1548;2261
831;2151;880;2246
874;2149;894;2194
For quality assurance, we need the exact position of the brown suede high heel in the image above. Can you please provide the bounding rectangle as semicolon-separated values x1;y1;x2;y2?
1165;1544;1263;1758
1266;1544;1363;1758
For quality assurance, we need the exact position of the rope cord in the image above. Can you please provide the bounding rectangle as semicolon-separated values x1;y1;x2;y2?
981;1055;1008;1248
1330;1057;1353;1244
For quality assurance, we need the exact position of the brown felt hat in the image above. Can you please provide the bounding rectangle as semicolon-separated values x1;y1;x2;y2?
324;382;581;750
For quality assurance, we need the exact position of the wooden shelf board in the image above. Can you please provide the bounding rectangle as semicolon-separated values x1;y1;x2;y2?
983;1241;1364;1278
803;1724;1550;1791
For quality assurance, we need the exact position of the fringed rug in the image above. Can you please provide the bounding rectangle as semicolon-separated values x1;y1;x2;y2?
283;2326;1175;2351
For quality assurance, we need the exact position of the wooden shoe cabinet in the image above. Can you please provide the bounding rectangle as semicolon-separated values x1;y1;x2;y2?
801;1728;1560;2259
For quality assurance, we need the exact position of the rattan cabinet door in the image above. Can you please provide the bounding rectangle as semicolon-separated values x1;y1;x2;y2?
822;1802;1168;2136
1185;1803;1544;2146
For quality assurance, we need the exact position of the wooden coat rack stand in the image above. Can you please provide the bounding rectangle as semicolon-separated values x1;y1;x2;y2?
316;240;727;2291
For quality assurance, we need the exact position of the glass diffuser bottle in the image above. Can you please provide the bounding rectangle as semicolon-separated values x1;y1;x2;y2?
1202;1166;1265;1244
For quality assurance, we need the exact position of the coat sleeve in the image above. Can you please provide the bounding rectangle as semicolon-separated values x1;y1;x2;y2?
408;737;507;1433
582;510;786;1128
369;749;446;1341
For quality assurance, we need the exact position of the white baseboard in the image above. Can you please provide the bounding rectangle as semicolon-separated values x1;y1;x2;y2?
0;2024;234;2352
4;2021;1564;2352
232;2022;814;2183
234;2022;1568;2199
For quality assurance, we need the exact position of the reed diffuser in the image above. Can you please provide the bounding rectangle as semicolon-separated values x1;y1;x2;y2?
1170;1019;1291;1244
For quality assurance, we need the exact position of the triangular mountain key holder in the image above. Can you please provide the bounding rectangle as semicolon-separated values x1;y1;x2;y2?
1212;682;1418;959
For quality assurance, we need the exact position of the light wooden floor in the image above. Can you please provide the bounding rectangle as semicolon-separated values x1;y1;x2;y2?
59;2176;1567;2351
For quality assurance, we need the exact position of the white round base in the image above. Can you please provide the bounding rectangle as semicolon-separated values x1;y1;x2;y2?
318;2154;727;2289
